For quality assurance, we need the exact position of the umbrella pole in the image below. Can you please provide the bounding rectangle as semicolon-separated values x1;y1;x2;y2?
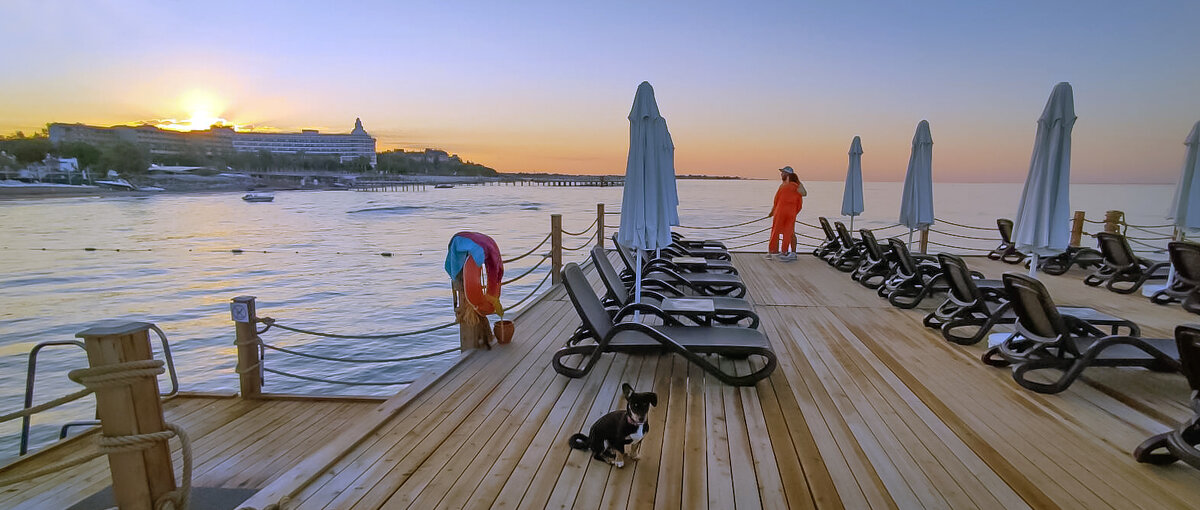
908;229;914;249
1028;253;1039;278
634;250;643;321
849;216;854;233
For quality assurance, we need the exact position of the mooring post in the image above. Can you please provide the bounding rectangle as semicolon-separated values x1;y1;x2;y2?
231;296;262;398
596;204;605;250
919;227;930;254
1070;210;1086;247
551;214;563;285
76;321;175;510
1104;210;1124;234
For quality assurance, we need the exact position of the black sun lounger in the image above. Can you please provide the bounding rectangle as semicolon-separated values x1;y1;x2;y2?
553;262;777;387
814;217;842;261
987;218;1027;264
1083;232;1170;294
924;254;1138;345
982;272;1180;394
611;233;737;275
830;221;864;272
591;246;759;328
613;240;747;298
877;237;953;309
1149;241;1200;313
1135;324;1200;470
671;231;727;250
851;229;894;289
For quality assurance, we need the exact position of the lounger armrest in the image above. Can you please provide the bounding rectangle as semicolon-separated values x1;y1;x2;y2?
613;303;684;325
638;288;673;301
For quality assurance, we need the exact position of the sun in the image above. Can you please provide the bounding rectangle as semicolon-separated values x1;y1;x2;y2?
157;90;237;131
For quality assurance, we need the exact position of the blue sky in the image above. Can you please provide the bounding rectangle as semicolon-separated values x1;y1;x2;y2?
1;0;1197;181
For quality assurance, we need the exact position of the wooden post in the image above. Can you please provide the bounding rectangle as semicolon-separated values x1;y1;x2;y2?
231;296;262;398
76;321;174;510
1070;210;1086;247
919;227;930;254
551;214;563;285
596;204;605;250
1103;210;1124;234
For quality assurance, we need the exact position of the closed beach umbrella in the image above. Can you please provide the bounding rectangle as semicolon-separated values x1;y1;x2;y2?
617;81;679;307
898;120;934;246
1169;121;1200;234
1013;82;1076;276
842;136;865;232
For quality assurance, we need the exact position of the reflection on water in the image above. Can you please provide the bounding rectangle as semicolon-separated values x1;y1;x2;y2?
0;180;1175;459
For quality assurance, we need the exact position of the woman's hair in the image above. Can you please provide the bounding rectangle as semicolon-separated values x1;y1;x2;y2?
785;173;799;184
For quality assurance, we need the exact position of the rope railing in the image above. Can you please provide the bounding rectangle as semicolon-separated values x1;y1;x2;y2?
263;367;415;386
260;342;460;363
502;233;552;264
561;231;599;252
677;215;769;230
707;226;771;242
928;228;1001;241
258;317;458;340
502;255;549;285
933;218;995;230
561;218;598;237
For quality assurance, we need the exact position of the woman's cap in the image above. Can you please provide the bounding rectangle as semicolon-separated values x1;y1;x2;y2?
779;166;795;175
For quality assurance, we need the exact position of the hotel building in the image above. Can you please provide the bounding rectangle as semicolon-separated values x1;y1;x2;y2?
49;118;377;167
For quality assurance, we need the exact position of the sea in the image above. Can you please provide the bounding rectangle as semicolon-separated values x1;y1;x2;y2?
0;179;1178;459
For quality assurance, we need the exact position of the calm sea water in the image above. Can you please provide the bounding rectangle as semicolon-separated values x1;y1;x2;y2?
0;179;1176;458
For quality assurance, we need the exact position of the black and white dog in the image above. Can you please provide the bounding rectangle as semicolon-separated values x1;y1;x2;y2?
568;383;657;467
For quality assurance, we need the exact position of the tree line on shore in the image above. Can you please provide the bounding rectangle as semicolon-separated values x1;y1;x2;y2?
0;130;498;177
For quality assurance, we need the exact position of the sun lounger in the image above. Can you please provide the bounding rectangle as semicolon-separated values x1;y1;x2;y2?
613;240;748;298
1149;241;1200;313
982;272;1179;394
924;254;1137;345
851;229;894;289
591;246;759;328
878;238;947;309
1036;245;1104;275
611;234;737;275
814;217;842;260
830;221;864;272
987;219;1028;264
553;262;777;387
671;231;728;250
1083;232;1169;294
1134;324;1200;470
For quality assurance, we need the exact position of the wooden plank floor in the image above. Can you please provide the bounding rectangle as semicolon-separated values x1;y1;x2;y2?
0;396;378;509
237;252;1200;509
8;252;1200;509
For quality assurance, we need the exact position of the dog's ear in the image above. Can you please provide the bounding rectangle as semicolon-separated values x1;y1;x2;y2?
621;383;633;399
647;392;658;407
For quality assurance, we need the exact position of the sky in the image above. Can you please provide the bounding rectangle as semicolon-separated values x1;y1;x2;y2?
1;1;1198;182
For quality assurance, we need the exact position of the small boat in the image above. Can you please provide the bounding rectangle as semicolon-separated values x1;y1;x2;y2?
435;184;455;189
94;178;138;191
242;192;275;202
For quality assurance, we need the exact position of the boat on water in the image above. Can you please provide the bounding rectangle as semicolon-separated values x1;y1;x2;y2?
242;192;275;202
434;184;455;189
93;178;138;191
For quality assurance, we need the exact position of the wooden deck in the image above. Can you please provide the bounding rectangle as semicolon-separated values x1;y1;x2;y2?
6;252;1200;509
0;395;379;509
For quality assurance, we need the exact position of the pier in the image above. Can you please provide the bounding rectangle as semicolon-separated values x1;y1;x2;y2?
3;246;1198;508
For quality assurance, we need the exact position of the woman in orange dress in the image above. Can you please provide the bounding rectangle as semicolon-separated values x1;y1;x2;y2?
768;166;806;261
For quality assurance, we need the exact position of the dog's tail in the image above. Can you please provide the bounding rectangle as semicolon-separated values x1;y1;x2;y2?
568;433;589;450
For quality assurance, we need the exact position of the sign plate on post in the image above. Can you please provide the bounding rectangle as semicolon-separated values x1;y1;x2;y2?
230;301;251;323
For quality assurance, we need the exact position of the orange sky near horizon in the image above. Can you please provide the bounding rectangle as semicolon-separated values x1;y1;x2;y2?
2;1;1197;183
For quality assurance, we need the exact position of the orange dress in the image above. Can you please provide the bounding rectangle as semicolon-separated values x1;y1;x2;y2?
769;181;804;253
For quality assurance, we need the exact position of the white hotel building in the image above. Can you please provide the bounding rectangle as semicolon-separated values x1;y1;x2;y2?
50;118;378;167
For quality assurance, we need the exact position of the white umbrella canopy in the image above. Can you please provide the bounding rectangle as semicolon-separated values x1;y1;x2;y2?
616;81;679;307
899;120;934;244
1013;82;1076;276
842;136;865;231
1169;121;1200;234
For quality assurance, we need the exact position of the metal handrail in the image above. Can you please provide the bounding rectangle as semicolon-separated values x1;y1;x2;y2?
21;340;85;456
18;326;179;456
